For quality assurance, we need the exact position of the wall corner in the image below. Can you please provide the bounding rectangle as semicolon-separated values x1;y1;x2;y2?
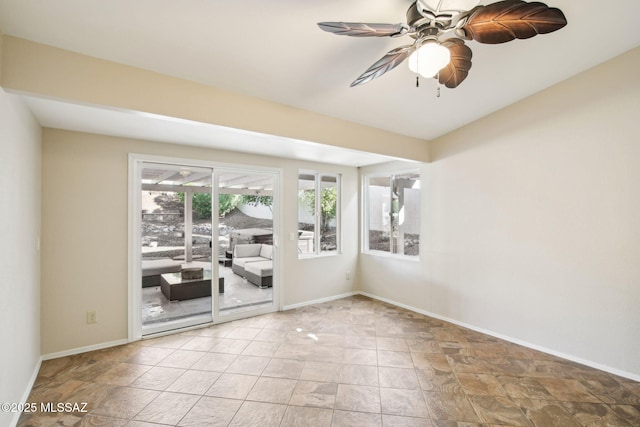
0;30;5;84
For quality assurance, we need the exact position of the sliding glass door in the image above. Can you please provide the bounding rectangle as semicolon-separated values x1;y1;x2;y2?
132;158;279;337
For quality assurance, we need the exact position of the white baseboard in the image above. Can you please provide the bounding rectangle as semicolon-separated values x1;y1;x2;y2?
358;291;640;383
43;293;357;361
282;291;358;311
41;339;131;361
10;356;43;427
36;292;640;383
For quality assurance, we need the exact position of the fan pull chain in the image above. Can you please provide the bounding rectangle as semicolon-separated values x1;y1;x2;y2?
414;73;442;97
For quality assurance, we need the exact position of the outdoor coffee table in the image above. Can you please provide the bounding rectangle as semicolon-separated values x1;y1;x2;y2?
160;270;224;301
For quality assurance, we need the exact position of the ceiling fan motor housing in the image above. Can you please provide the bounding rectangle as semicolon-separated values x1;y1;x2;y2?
407;2;455;35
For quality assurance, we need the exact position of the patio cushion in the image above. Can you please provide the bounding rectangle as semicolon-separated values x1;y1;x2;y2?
234;243;262;258
259;244;273;260
244;260;272;277
233;256;265;269
142;259;182;277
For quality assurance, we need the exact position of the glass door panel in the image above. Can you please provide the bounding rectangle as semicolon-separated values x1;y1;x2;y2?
140;163;214;335
215;169;277;320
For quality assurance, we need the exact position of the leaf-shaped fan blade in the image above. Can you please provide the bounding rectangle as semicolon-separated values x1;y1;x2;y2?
438;39;472;88
351;45;415;87
460;0;567;44
318;22;408;37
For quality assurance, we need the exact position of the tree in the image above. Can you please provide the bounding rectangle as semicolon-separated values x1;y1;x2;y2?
240;195;272;210
177;193;239;218
218;194;239;217
192;193;212;219
302;187;337;232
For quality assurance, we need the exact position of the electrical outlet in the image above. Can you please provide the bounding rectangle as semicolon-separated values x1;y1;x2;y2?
87;311;97;324
346;271;351;280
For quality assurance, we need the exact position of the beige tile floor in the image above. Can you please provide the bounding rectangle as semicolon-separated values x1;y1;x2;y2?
18;296;640;426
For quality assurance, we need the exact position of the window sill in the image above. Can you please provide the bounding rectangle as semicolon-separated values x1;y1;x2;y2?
298;251;340;260
361;250;420;262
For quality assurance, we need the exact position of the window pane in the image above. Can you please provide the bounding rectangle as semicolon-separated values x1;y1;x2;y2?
191;191;212;262
367;176;391;253
142;190;185;260
319;175;338;253
298;173;316;254
396;173;420;256
366;172;420;257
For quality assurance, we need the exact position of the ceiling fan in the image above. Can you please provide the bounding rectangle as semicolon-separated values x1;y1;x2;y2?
318;0;567;88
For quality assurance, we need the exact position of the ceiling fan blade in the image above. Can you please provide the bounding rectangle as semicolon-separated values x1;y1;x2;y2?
438;39;472;88
459;0;567;44
318;22;409;37
351;45;415;87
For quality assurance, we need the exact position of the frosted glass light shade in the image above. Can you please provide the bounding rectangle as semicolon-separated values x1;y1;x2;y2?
408;43;451;78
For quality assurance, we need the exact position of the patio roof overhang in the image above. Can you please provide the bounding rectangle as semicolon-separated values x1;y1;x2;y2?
142;165;274;196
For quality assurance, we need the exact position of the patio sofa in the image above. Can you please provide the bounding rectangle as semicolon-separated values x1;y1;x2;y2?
232;243;273;288
227;228;273;257
142;259;182;287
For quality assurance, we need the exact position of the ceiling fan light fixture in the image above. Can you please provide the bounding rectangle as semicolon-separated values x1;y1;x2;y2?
417;0;481;14
408;41;450;78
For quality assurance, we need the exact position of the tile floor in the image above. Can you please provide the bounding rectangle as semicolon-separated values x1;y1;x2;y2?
18;296;640;426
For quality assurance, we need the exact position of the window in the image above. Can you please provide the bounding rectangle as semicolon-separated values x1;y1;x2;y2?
298;172;341;256
364;171;420;257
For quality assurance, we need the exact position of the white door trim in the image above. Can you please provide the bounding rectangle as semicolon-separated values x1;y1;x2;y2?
128;153;283;341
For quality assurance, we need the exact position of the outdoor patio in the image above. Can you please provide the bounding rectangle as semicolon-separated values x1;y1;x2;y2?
141;262;273;330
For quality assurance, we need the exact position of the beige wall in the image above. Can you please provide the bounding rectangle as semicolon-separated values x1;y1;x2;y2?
361;47;640;378
1;36;428;163
41;129;360;355
0;89;41;427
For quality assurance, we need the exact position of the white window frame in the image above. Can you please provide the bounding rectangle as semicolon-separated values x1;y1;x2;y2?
298;171;341;258
362;169;421;260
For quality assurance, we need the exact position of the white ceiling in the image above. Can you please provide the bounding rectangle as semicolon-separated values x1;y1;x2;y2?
2;0;640;161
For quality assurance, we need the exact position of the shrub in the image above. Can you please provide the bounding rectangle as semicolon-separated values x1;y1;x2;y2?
177;193;239;219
